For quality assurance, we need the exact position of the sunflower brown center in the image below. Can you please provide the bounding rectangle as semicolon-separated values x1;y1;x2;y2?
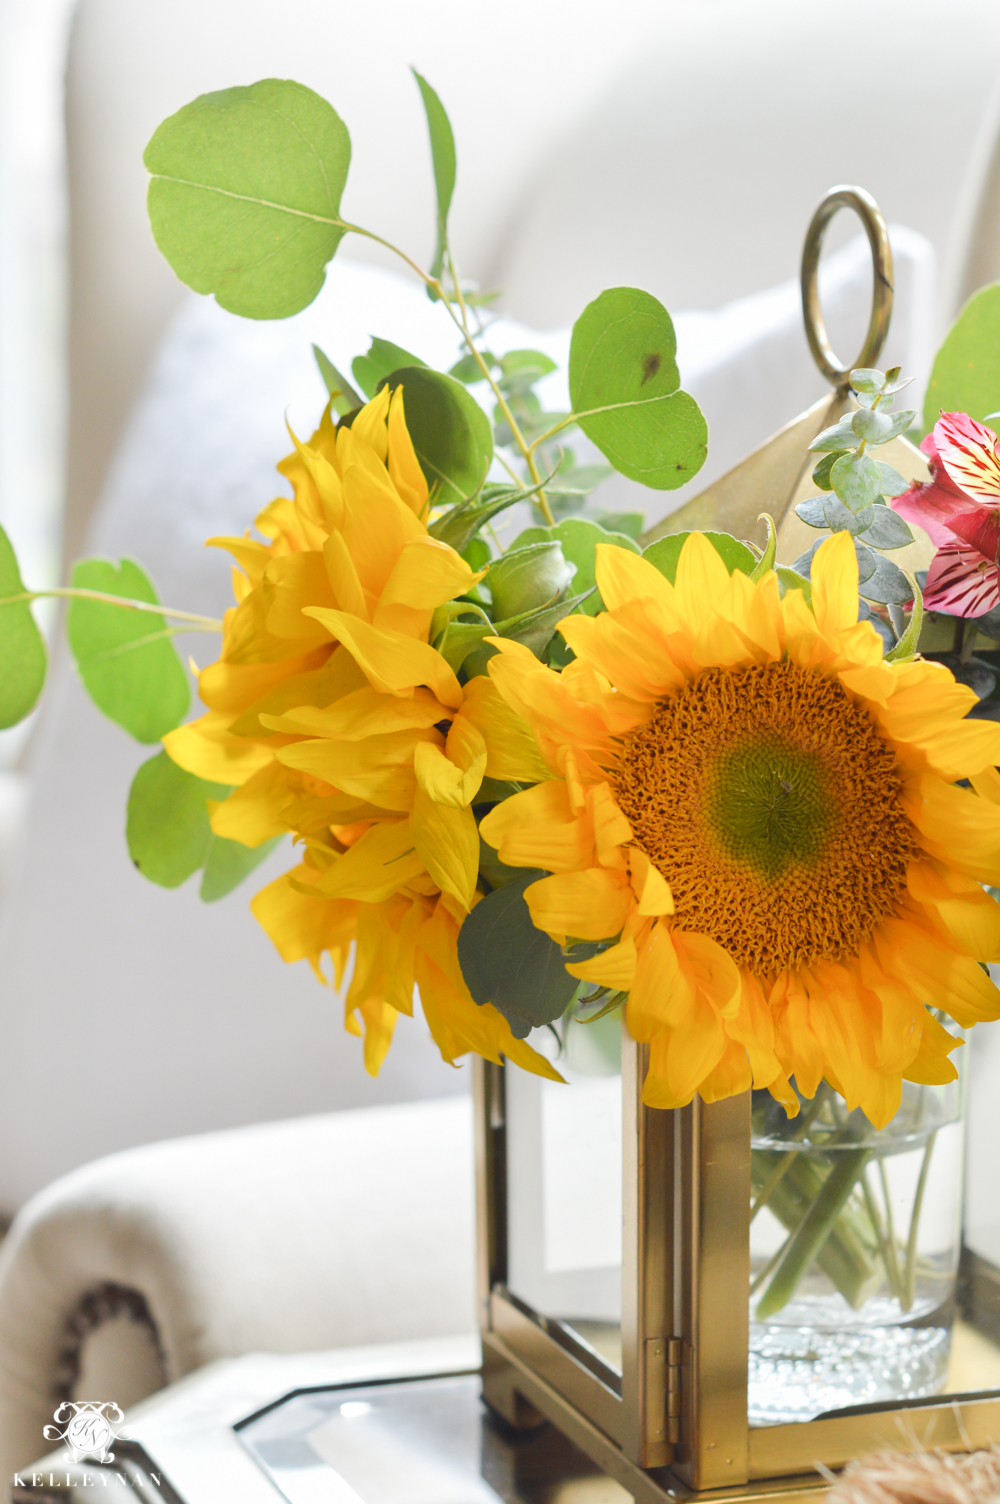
613;660;916;975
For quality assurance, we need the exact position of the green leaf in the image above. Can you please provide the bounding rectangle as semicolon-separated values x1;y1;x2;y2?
509;518;639;616
496;590;595;656
412;70;456;287
824;498;875;535
145;79;351;320
0;524;47;728
851;408;894;444
642;530;756;583
313;344;361;415
595;510;644;540
858;548;913;606
808;417;857;453
449;351;494;384
67;558;190;742
487;542;575;620
795;497;831;528
867;409;917;445
200;831;280;902
856;507;913;550
811;452;845;490
497;348;557;394
462;537;491;572
830;452;882;511
885;574;923;663
427;482;526;552
127;750;281;896
850;369;884;395
923;283;1000;431
775;566;812;603
376;366;492;504
568;287;707;490
351;336;427;400
457;870;579;1038
127;751;229;887
878;461;910;498
749;514;777;582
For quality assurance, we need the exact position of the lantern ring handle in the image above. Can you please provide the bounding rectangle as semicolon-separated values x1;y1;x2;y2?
801;185;893;390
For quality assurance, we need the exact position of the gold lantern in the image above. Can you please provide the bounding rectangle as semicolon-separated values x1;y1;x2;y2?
474;187;1000;1503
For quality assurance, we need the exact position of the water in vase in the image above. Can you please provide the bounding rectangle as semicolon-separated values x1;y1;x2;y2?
749;1076;964;1426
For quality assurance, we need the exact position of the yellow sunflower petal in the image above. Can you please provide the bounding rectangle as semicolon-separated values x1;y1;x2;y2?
387;388;429;517
411;784;479;911
523;868;632;942
565;932;637;988
323;531;371;620
810;529;859;637
304;610;463;709
674;532;735;637
874;916;1000;1025
209;758;295;846
263;685;447;742
903;1011;962;1085
627;922;694;1040
904;774;1000;884
480;781;594;873
250;866;357;981
628;846;674;916
723;970;781;1088
458;674;552;783
373;535;483;639
594;543;679;615
348;384;391;462
163;711;274;785
310;818;426;902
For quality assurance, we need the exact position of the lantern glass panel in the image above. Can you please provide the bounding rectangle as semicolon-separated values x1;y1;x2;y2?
504;1018;624;1378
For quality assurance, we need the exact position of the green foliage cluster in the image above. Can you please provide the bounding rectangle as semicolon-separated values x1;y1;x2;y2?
793;365;917;608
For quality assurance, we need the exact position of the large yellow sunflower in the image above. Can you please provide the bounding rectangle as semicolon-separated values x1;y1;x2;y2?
480;530;1000;1126
163;383;557;1082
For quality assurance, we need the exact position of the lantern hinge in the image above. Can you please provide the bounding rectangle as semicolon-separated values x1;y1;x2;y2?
666;1336;683;1444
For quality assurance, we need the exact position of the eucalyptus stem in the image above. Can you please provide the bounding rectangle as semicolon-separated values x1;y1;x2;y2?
749;1091;826;1223
343;219;557;525
2;587;223;632
877;1158;904;1298
755;1147;873;1320
903;1132;937;1312
861;1168;904;1305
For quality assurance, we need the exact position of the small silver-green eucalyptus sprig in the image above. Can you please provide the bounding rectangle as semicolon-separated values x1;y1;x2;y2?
794;365;918;611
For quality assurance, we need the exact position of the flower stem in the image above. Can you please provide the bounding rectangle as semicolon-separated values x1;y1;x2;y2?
342;220;556;525
749;1091;826;1223
755;1147;874;1320
903;1131;937;1312
2;587;223;632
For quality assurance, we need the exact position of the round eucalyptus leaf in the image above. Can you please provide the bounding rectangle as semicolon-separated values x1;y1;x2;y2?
568;287;707;490
457;871;579;1038
145;79;351;320
377;366;492;505
0;524;46;729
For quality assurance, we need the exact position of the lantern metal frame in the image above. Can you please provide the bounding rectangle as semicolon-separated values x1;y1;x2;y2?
474;187;1000;1503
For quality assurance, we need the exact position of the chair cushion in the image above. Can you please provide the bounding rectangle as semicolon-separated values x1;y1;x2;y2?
0;1097;475;1482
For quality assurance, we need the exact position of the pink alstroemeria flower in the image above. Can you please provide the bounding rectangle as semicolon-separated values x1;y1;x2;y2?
892;411;1000;616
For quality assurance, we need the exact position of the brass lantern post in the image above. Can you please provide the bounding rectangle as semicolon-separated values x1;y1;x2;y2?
474;187;1000;1504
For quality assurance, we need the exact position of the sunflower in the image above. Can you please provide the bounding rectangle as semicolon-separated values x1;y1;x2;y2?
163;383;558;1082
480;530;1000;1126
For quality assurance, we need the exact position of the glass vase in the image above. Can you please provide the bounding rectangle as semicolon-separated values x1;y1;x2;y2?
748;1066;965;1426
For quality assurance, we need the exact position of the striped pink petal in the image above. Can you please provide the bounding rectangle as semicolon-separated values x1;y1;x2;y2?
923;540;1000;617
934;412;1000;501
